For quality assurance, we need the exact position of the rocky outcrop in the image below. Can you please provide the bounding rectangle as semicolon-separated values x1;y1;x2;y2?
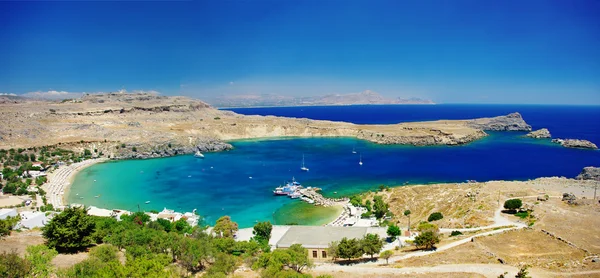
526;128;551;139
112;139;233;160
552;139;598;150
466;112;532;131
576;167;600;180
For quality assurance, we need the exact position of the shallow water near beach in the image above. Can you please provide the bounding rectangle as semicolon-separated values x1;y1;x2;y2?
69;105;600;228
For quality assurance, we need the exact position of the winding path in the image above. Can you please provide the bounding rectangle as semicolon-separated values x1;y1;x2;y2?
314;197;536;277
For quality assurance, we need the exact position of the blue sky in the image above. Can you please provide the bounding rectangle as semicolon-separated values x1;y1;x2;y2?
0;1;598;104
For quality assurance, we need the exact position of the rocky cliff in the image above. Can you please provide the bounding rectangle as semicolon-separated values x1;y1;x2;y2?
551;139;598;150
576;167;600;180
467;112;532;131
526;128;551;139
0;93;533;157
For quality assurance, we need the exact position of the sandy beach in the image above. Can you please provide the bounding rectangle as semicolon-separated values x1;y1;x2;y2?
43;158;108;208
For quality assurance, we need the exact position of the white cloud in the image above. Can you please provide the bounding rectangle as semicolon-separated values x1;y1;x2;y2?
22;90;83;100
229;81;234;85
0;93;17;96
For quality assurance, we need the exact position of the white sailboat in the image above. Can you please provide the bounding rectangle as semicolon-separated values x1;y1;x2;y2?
194;151;204;158
359;154;363;166
352;147;357;154
300;154;309;172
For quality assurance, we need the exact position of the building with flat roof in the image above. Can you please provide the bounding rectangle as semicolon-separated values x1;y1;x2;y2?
0;208;18;220
276;226;368;260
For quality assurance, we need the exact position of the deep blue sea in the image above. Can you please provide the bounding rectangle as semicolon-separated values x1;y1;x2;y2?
69;105;600;228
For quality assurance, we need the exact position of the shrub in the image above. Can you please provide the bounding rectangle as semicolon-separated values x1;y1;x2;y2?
42;207;96;252
504;199;522;211
515;211;529;219
427;212;443;222
450;230;463;237
414;231;440;250
386;225;401;240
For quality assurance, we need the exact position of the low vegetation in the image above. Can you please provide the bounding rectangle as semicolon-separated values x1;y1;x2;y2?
0;206;327;277
327;233;384;261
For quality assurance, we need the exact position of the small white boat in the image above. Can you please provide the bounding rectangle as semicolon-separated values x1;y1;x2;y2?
145;201;150;204
352;147;357;154
194;151;204;158
359;154;363;166
300;154;309;172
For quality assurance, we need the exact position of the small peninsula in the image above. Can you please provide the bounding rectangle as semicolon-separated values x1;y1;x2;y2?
551;138;598;150
0;92;529;159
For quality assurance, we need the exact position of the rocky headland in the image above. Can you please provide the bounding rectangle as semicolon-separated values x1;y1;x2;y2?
0;93;533;158
526;128;551;139
576;166;600;180
466;112;532;131
551;139;598;150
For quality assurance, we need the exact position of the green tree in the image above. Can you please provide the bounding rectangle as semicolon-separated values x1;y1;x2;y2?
427;212;444;222
213;216;238;238
286;244;313;273
372;195;389;219
337;237;363;260
178;236;212;272
254;244;313;276
155;218;172;232
349;195;362;207
253;221;273;243
208;253;239;276
417;222;439;235
361;233;383;258
0;251;31;278
25;244;58;277
404;209;412;232
364;200;372;212
89;245;119;262
504;199;523;212
380;250;394;265
173;218;192;233
327;241;339;261
42;206;96;252
387;224;401;240
414;231;440;250
0;216;20;238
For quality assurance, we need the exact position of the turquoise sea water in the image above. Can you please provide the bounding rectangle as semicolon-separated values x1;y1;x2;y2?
69;105;600;228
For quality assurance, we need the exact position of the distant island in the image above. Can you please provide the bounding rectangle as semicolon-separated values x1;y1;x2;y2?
206;90;435;108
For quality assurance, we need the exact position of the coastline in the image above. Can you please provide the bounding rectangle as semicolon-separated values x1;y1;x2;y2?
43;158;108;209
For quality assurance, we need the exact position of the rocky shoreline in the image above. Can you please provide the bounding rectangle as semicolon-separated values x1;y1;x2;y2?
551;138;598;150
0;92;537;152
526;128;551;139
111;139;233;160
576;166;600;180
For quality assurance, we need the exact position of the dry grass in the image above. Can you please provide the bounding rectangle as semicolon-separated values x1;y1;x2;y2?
532;198;600;254
395;242;499;267
310;271;485;278
477;229;595;271
0;230;45;256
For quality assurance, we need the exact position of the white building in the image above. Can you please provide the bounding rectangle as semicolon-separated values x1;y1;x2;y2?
0;208;18;220
17;211;50;229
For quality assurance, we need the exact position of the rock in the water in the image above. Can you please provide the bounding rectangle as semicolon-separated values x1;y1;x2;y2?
467;112;532;131
552;139;598;150
576;166;600;180
526;128;551;139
